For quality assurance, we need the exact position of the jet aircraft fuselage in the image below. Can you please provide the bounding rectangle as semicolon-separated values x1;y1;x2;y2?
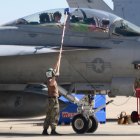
0;8;140;98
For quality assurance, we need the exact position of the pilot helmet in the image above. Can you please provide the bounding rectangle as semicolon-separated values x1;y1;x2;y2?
46;68;55;78
53;11;62;18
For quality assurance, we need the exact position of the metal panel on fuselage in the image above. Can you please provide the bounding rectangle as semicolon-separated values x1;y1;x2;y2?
0;22;110;47
0;38;140;85
0;25;63;46
0;49;112;84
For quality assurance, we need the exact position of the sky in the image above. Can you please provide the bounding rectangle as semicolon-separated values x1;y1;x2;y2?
0;0;113;24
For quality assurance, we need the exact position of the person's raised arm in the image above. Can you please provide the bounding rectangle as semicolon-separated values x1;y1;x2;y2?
53;53;62;76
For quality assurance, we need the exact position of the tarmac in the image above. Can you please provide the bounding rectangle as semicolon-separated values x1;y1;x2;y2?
0;96;140;140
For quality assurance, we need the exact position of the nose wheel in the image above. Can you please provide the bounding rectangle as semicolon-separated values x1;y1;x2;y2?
87;116;98;133
72;114;89;134
72;114;99;134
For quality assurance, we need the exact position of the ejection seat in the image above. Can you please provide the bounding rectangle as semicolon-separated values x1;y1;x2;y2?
39;13;50;24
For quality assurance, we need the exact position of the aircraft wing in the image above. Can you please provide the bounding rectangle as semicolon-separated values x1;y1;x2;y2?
66;0;113;12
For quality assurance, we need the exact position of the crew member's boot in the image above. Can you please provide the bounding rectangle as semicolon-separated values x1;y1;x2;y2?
42;128;49;135
50;129;61;135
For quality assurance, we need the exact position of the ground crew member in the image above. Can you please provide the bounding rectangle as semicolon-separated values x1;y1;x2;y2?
42;54;61;135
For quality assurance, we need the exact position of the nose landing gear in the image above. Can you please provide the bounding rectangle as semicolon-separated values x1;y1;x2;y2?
71;97;113;134
58;86;113;134
72;114;89;134
87;116;98;133
72;114;99;134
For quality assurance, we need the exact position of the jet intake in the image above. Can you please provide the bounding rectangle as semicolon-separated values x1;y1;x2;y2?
110;77;135;97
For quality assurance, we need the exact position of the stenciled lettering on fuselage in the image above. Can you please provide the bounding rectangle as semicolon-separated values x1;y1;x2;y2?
14;96;23;108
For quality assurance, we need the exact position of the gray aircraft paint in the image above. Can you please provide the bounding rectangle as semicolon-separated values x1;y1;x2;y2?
0;8;140;118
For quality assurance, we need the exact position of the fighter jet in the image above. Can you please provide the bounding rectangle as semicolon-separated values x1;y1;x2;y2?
0;8;140;92
0;8;140;133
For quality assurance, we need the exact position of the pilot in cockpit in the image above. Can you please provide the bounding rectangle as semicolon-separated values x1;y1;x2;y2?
53;11;62;23
101;18;110;29
84;17;96;25
70;15;79;23
39;13;50;23
100;18;110;32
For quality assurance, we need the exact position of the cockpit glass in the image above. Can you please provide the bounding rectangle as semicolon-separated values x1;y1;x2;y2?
68;8;116;33
113;19;140;36
3;8;118;27
2;8;121;36
3;9;66;26
75;9;112;31
24;9;65;24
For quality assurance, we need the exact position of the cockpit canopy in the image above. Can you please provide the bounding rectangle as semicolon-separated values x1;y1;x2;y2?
112;19;140;36
3;8;140;37
4;8;114;26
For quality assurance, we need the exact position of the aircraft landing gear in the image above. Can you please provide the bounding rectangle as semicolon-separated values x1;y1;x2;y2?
58;86;113;134
71;95;112;134
72;114;89;134
72;114;98;134
87;116;98;133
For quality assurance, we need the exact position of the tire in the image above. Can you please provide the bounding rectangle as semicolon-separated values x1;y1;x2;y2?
72;114;89;134
87;116;98;133
131;111;139;123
